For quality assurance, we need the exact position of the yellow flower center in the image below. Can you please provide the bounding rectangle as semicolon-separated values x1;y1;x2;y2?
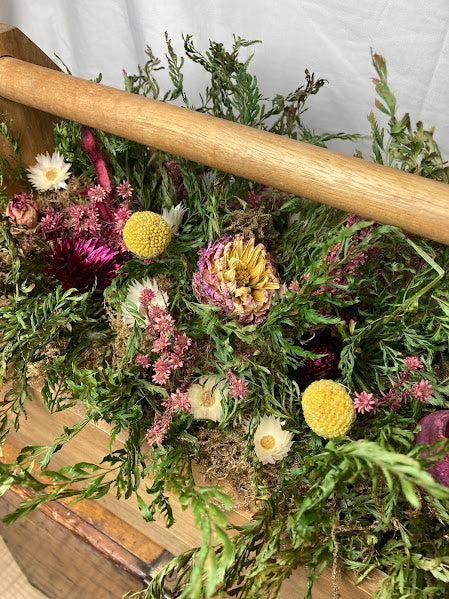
235;266;250;287
260;434;276;450
45;168;59;182
200;390;216;408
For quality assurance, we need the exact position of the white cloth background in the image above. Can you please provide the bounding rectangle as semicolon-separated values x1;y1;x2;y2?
0;0;448;160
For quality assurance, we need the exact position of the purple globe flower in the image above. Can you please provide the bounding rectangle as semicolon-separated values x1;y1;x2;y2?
415;410;449;488
45;234;121;292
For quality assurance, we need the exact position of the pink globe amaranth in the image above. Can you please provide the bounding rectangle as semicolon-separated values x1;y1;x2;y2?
415;410;449;487
6;192;39;228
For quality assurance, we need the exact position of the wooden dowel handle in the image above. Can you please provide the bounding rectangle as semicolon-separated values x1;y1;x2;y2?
0;56;448;243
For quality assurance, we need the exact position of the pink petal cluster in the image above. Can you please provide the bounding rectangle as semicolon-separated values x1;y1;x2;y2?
354;356;433;414
116;181;134;199
226;370;250;400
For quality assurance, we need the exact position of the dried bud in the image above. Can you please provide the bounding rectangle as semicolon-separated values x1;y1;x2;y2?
6;192;39;228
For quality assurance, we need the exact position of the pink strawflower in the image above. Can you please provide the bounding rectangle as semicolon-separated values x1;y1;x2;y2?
226;370;250;400
412;379;434;402
116;181;134;199
353;391;377;414
289;280;300;292
136;354;151;368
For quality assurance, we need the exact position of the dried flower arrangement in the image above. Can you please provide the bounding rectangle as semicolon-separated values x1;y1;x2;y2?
1;36;449;599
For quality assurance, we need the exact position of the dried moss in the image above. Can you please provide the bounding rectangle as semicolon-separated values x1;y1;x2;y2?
224;207;279;250
34;175;93;212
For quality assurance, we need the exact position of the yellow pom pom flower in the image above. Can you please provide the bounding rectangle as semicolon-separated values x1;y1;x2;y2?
302;379;355;438
123;211;172;258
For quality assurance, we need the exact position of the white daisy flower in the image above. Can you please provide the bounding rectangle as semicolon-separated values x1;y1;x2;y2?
121;277;169;327
162;203;186;235
27;151;71;192
188;375;227;422
253;415;293;465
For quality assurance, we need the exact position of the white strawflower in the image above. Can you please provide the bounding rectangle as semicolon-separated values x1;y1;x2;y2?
253;415;293;465
162;203;186;234
188;375;227;422
27;151;71;192
121;277;169;326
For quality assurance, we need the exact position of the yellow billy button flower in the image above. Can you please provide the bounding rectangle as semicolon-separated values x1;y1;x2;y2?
302;379;355;438
123;211;172;258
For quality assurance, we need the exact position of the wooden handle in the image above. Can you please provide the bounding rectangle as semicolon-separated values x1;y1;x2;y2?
0;55;448;243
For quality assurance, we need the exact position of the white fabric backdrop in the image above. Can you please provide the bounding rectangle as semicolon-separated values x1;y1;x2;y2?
0;0;448;160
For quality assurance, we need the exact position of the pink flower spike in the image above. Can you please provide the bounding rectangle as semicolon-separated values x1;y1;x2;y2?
353;391;377;414
405;356;423;371
140;287;156;309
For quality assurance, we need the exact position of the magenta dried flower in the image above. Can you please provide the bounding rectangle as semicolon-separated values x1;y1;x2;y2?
300;334;343;387
415;410;449;487
192;234;281;325
6;192;39;228
45;234;121;292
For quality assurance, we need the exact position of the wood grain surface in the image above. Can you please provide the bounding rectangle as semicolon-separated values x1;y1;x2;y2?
0;42;448;243
0;25;60;187
2;390;384;598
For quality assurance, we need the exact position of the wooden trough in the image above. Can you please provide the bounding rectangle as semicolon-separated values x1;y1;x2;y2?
0;22;446;598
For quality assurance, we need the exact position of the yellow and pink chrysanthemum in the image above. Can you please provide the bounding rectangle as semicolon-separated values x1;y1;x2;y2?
192;234;281;324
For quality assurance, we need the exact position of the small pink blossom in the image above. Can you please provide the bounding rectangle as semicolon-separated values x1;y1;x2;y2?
87;184;106;202
405;357;423;371
152;355;172;385
412;379;434;402
173;333;192;355
116;181;134;199
136;354;151;368
289;280;300;292
163;390;190;412
152;336;171;354
226;370;250;400
353;391;377;414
